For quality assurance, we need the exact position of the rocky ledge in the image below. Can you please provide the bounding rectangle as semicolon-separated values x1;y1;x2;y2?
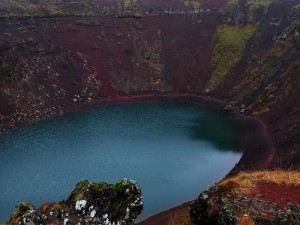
190;170;300;225
4;179;143;225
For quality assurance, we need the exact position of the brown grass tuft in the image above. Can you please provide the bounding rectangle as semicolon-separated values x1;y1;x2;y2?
219;170;300;195
237;215;256;225
40;203;61;211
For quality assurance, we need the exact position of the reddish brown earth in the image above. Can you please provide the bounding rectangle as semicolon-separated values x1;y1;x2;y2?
139;202;190;225
254;182;300;209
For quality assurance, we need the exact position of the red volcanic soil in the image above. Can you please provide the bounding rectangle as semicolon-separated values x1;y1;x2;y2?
139;202;190;225
254;182;300;209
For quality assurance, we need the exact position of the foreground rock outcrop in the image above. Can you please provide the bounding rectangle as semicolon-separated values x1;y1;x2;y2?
5;179;143;225
190;171;300;225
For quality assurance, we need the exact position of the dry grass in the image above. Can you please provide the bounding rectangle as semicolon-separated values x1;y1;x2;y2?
219;170;300;195
167;211;190;225
237;215;256;225
40;203;61;211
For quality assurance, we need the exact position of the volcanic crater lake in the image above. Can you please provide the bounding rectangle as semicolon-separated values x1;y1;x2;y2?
0;101;242;223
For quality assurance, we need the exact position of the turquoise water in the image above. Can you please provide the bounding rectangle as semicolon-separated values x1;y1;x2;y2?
0;101;241;223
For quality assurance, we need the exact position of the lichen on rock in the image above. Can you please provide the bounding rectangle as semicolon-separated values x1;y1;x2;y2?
5;179;143;225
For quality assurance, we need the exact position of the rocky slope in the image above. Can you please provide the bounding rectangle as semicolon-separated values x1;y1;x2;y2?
190;171;300;225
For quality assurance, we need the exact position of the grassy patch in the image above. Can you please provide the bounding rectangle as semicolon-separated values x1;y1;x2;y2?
246;0;272;12
6;203;35;225
251;57;300;115
219;170;300;195
230;35;300;115
123;0;138;14
206;25;256;91
224;0;239;13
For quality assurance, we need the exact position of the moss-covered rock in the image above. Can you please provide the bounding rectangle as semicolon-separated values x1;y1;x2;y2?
246;0;272;13
122;0;140;16
5;179;143;225
190;171;300;225
6;203;35;225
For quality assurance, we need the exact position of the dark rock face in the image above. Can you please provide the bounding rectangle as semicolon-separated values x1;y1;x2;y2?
5;179;143;225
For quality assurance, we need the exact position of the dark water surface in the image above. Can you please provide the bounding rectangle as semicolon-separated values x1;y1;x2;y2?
0;102;242;223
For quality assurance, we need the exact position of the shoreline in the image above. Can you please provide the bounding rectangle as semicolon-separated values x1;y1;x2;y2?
0;93;226;134
0;93;275;225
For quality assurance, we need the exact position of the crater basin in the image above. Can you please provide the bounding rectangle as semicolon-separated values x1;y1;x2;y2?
0;101;242;223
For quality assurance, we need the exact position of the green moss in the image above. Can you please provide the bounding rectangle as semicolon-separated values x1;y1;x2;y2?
68;180;90;201
6;202;35;225
246;0;272;12
12;202;34;215
225;0;239;12
230;35;300;114
123;0;138;15
66;179;143;224
293;4;300;11
74;179;89;190
251;58;300;115
206;24;256;91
